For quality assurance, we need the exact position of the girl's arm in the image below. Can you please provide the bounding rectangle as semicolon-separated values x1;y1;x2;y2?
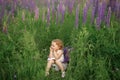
48;51;53;58
53;50;63;60
48;47;54;58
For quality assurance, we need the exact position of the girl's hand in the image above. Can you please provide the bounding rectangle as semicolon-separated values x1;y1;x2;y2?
50;46;54;52
49;47;54;58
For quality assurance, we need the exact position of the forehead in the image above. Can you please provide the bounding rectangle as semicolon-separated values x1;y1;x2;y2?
51;41;57;45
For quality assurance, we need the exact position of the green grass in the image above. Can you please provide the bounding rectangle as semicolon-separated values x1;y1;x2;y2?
0;5;120;80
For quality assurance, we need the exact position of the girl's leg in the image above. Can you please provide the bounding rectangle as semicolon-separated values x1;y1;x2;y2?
55;60;64;72
55;60;65;77
45;60;54;76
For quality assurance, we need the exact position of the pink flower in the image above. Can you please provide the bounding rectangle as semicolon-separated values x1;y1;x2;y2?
2;22;8;34
34;7;39;20
106;7;111;27
47;8;50;25
42;11;45;22
83;3;88;24
22;11;25;21
75;5;79;28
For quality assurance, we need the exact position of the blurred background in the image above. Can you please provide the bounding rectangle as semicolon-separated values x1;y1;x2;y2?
0;0;120;80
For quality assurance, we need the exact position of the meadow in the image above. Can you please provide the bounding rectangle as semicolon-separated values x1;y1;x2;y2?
0;0;120;80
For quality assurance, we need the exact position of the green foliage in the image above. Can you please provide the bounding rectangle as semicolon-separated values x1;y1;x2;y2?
0;9;120;80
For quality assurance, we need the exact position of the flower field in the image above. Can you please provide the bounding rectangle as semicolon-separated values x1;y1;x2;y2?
0;0;120;80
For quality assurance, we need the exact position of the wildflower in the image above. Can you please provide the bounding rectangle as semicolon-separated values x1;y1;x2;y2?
106;7;111;27
47;8;50;25
22;11;25;21
42;10;45;22
56;5;59;24
11;7;15;19
91;6;95;24
2;22;8;34
94;1;106;29
90;0;93;4
101;1;107;20
0;8;4;20
61;4;65;23
96;17;101;30
86;0;90;9
75;4;79;28
34;6;39;20
59;0;63;13
98;3;102;21
109;0;116;12
94;0;99;16
47;0;50;9
115;1;120;18
83;3;88;24
68;0;74;14
52;0;55;20
30;0;36;12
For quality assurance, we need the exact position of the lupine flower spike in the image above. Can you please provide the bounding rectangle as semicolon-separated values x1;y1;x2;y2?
75;4;80;28
34;6;39;20
2;22;8;34
106;7;112;27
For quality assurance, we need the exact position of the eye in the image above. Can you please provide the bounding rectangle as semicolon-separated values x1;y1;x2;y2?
51;44;54;47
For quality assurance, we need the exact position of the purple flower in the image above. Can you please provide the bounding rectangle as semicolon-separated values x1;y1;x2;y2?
83;4;88;24
59;1;66;23
109;0;116;12
101;1;107;20
47;8;50;25
94;0;99;16
59;0;63;13
0;0;2;4
52;0;55;20
57;1;63;23
61;5;65;23
98;3;102;21
0;7;4;20
75;5;79;28
90;0;93;4
42;10;45;22
115;1;120;18
30;0;36;12
56;5;59;24
11;6;15;19
2;22;8;34
56;1;66;24
95;1;107;29
97;2;106;23
47;0;50;9
91;6;95;24
34;7;39;20
106;7;111;27
65;0;69;6
96;17;101;30
86;0;91;9
13;0;17;9
0;0;5;20
22;11;25;21
68;0;75;14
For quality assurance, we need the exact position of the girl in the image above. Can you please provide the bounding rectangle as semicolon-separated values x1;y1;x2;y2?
45;39;65;78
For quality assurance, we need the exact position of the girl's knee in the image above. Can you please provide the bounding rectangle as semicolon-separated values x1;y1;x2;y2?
55;60;61;63
48;60;54;64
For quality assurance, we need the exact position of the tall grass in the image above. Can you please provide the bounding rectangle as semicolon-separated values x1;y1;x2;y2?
0;1;120;80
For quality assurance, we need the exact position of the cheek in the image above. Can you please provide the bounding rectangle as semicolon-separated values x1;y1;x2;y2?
56;46;59;49
52;46;56;49
53;46;57;50
53;47;55;49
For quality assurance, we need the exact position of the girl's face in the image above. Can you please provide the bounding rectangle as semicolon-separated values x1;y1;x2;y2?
51;41;59;51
